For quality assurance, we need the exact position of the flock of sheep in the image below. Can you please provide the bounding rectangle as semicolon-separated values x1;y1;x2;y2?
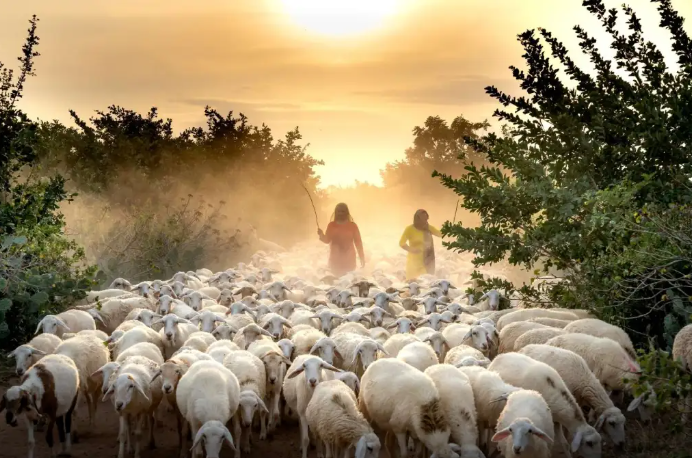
3;237;692;458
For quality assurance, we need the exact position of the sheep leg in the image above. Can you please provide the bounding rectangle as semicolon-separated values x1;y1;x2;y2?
259;409;267;440
242;424;252;455
117;416;128;458
395;432;409;458
56;416;66;457
299;414;310;458
63;392;77;455
315;438;324;458
232;415;243;458
324;442;333;458
179;420;190;458
384;431;396;458
148;412;156;449
272;391;282;429
45;414;56;457
133;414;144;458
176;411;183;448
25;416;36;458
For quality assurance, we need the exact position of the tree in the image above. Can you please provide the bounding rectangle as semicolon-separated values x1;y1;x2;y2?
0;16;96;349
381;115;490;199
435;0;692;345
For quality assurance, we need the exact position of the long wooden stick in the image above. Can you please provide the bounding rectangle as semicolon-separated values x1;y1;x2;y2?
452;199;460;224
302;183;320;230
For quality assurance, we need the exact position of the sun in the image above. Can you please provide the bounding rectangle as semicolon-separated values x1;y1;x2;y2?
278;0;403;37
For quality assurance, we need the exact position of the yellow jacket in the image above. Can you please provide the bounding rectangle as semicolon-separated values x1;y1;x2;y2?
399;224;442;280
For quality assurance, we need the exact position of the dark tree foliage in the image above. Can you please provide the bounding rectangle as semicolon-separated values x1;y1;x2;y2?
0;17;96;350
381;115;490;199
435;0;692;346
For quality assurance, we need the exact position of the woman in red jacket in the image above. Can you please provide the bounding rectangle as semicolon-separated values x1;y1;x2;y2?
317;203;365;277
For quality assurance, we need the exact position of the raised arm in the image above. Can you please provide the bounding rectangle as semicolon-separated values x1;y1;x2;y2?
353;223;365;265
319;222;333;244
429;225;442;238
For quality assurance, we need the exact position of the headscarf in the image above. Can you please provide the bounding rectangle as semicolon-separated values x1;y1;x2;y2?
413;209;435;274
331;202;354;223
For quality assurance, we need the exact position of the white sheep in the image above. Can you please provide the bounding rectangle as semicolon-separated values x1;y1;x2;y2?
673;324;692;423
332;332;389;377
563;318;636;359
358;358;458;458
496;309;579;331
8;333;62;376
110;325;165;360
396;341;439;372
444;345;486;366
424;364;484;458
35;309;99;338
205;340;241;364
182;332;216;353
305;379;380;458
188;310;226;334
222;350;268;455
519;344;626;448
488;352;602;458
260;312;293;340
176;360;240;458
331;321;371;337
246;338;291;430
88;296;154;333
55;334;110;428
1;354;80;458
282;355;342;458
442;323;491;355
546;333;641;393
513;327;567;351
497;321;550;353
526;317;572;328
276;338;296;360
154;314;199;358
382;333;420;357
491;389;554;458
103;356;163;458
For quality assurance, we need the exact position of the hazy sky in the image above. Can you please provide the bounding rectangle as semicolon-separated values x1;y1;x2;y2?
1;0;690;187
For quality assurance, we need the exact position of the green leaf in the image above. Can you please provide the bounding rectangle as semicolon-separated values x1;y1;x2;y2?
0;298;12;312
0;278;6;290
30;292;49;306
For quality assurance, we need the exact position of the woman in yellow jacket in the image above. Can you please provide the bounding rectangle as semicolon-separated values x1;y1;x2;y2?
399;209;442;281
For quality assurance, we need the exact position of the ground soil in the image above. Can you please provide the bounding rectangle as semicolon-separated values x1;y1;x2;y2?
0;368;690;458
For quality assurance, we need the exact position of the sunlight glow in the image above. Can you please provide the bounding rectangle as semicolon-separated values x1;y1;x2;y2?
279;0;402;37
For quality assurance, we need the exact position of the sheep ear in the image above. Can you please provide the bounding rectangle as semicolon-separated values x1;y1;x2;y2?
385;322;398;329
102;384;115;402
531;426;554;444
491;428;511;442
55;318;71;331
281;356;292;366
376;343;389;356
191;427;205;452
134;381;150;403
287;365;306;379
34;318;45;335
257;396;270;414
309;343;320;355
627;394;644;412
260;328;275;338
570;429;583;453
151;370;162;382
594;414;606;430
223;426;236;450
462;330;473;341
320;361;342;373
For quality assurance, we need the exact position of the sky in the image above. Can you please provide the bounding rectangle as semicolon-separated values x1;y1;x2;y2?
1;0;690;187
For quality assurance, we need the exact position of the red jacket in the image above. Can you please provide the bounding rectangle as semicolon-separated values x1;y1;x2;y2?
320;221;364;276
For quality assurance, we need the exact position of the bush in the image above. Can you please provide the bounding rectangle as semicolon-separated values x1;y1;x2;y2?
434;0;692;347
0;16;97;350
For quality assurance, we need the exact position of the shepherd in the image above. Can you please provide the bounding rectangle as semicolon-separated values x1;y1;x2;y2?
317;203;365;277
399;209;442;281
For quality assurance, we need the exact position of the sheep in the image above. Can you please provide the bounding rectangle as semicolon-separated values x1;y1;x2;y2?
158;294;196;320
283;355;342;458
206;340;241;364
546;333;641;393
331;321;371;337
673;324;692;423
211;322;239;341
382;333;420;357
424;364;483;457
55;334;110;428
333;371;361;396
176;360;240;458
419;331;450;362
488;352;602;458
513;328;567;351
222;350;268;455
113;320;147;335
387;317;416;334
563;318;636;359
526;317;572;328
247;338;292;431
88;297;154;334
62;329;109;341
8;333;62;377
311;309;345;335
154;314;199;358
442;323;491;355
519;344;626;449
77;288;133;305
308;336;342;366
291;328;328;355
35;309;99;338
124;308;162;328
396;341;439;372
277;338;296;360
332;332;388;377
496;308;579;331
491;389;554;458
115;342;164;365
1;354;80;458
260;312;293;340
102;356;163;458
182;331;216;352
110;325;165;360
358;358;458;458
497;321;550;353
444;345;486;366
305;380;381;458
233;323;275;350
